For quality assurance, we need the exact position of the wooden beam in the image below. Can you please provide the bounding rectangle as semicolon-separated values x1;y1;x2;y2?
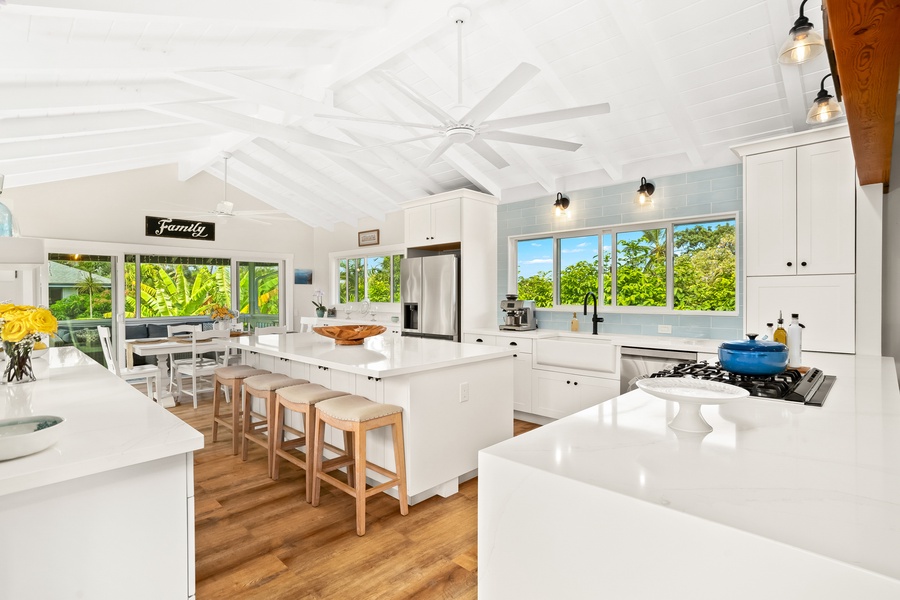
825;0;900;189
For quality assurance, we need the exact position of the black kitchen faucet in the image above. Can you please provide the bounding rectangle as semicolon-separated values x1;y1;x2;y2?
583;292;604;335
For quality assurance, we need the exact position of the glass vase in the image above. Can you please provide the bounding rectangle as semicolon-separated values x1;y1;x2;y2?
3;339;36;384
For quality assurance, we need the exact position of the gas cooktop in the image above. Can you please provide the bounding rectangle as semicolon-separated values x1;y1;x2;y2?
647;361;836;407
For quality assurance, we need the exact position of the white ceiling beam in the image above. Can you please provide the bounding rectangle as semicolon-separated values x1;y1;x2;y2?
764;0;813;131
479;3;624;181
3;152;193;189
443;153;501;197
0;41;330;72
338;130;444;196
0;123;217;160
601;0;705;167
406;45;556;193
2;0;385;31
231;150;356;226
0;81;221;112
147;102;381;162
222;167;336;231
0;110;184;141
177;133;255;181
326;155;409;206
0;138;208;176
252;139;387;221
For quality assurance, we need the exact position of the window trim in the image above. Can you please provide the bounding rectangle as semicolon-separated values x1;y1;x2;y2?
329;244;406;307
508;212;739;316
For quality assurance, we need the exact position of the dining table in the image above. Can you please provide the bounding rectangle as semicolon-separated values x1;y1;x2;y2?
129;333;246;407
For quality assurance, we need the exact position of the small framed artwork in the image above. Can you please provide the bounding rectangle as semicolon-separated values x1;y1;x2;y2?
294;269;313;285
358;229;380;247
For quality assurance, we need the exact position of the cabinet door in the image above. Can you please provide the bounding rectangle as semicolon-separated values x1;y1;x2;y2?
533;370;618;419
746;148;797;276
405;204;433;245
796;138;855;275
430;198;461;245
512;352;533;413
746;274;855;353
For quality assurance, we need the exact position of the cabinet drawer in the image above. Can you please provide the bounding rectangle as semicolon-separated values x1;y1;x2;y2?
494;335;532;353
463;333;496;345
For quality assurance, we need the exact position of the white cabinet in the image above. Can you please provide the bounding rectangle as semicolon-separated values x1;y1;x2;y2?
532;369;619;419
745;137;855;277
404;197;461;246
464;332;533;412
746;275;855;353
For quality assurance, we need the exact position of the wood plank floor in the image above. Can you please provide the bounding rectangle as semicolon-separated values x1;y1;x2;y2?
169;396;541;599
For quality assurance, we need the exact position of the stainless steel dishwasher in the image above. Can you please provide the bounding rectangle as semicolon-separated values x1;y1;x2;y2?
620;347;698;394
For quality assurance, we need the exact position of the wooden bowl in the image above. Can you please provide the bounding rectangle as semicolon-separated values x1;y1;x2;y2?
312;325;386;345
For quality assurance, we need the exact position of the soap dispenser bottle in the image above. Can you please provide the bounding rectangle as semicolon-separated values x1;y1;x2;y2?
570;312;579;332
787;313;805;366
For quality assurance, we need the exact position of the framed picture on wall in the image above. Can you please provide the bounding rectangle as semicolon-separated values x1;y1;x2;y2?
294;269;312;285
358;229;380;247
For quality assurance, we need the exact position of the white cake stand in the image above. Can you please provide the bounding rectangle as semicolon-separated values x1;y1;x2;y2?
635;378;750;433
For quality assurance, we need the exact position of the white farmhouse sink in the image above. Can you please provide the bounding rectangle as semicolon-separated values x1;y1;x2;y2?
534;336;617;374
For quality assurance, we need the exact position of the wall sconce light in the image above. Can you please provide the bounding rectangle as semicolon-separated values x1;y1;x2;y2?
553;192;570;217
806;74;843;124
636;177;655;206
777;0;825;65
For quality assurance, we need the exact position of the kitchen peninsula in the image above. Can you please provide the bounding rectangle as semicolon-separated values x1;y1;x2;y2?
0;348;203;599
478;352;900;599
229;332;514;502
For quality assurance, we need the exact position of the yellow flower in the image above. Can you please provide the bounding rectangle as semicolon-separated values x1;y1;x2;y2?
28;308;58;334
0;303;15;318
1;318;31;343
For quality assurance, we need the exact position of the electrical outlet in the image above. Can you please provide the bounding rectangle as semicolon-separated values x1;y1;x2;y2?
658;324;672;334
459;382;469;403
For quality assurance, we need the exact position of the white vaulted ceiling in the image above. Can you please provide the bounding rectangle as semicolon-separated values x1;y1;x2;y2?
0;0;839;228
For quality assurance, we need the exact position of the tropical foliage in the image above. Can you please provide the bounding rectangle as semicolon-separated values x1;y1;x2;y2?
338;255;402;304
125;262;231;318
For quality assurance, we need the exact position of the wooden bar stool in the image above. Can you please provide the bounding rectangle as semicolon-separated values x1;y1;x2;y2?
311;395;408;536
242;373;309;475
272;383;351;501
211;365;270;454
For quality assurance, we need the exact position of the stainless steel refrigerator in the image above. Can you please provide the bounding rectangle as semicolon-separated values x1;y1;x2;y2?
400;255;459;341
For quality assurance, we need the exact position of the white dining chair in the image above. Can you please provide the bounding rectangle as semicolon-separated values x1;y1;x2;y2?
175;328;230;408
166;324;217;393
98;326;161;401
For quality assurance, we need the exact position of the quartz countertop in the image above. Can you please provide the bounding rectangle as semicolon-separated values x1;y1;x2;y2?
466;327;725;353
0;348;204;497
481;351;900;581
229;331;513;377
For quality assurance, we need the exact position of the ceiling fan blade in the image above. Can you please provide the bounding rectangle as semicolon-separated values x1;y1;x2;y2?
315;113;440;131
468;138;509;169
479;130;582;152
376;71;455;126
421;137;455;168
481;103;611;131
351;132;444;152
461;63;540;126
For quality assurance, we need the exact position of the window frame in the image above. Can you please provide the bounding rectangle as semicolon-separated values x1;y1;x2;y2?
329;244;406;308
508;212;739;316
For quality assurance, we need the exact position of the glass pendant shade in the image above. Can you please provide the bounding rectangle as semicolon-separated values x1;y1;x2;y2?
778;25;825;64
0;202;13;237
553;193;570;217
806;95;842;124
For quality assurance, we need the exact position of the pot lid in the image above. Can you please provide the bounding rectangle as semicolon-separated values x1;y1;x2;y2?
720;333;786;353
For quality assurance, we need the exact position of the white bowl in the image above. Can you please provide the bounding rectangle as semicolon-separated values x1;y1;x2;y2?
0;415;66;461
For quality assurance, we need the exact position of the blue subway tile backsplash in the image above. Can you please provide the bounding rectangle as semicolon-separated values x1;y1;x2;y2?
496;164;744;341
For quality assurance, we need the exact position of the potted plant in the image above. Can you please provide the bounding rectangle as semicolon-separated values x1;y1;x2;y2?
312;290;326;317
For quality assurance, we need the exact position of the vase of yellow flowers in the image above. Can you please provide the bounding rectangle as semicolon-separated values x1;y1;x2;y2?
209;304;238;331
0;304;58;384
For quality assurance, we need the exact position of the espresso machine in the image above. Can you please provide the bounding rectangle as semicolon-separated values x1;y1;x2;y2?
500;295;536;331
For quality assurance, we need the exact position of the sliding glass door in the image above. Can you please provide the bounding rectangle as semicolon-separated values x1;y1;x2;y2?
237;261;280;330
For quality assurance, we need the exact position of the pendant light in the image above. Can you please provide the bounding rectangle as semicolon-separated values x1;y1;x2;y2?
778;0;825;65
806;74;843;124
553;192;570;217
636;177;655;206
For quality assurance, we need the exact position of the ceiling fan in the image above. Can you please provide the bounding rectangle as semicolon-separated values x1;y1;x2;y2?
317;5;610;169
160;154;292;226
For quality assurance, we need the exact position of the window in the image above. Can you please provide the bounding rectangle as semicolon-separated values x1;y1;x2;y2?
125;254;231;317
337;253;404;304
512;215;737;313
239;261;280;327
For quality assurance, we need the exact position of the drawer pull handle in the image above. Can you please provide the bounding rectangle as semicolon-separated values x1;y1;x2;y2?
509;341;517;346
476;338;483;343
566;380;571;384
574;381;578;386
513;354;518;358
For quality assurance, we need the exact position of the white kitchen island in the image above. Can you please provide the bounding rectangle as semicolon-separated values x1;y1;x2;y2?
478;352;900;599
230;332;514;503
0;348;204;600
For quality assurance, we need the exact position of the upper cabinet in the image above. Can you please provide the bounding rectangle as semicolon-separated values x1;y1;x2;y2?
745;137;855;277
404;198;461;247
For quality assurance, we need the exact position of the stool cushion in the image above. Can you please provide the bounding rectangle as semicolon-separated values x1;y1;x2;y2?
216;365;270;379
316;395;402;422
277;384;348;405
244;374;309;391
